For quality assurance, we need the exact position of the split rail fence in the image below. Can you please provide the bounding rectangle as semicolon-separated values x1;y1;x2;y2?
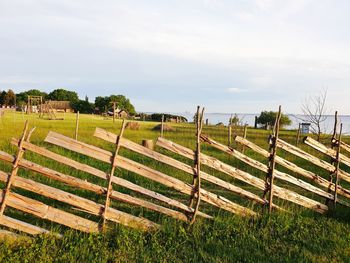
1;107;350;237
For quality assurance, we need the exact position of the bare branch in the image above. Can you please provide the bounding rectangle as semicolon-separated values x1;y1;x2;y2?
299;89;328;141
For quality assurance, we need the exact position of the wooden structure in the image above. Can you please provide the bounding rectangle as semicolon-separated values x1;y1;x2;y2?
26;96;42;114
40;101;64;120
48;101;73;113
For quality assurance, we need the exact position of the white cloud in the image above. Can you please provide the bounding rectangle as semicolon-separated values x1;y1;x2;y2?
226;88;242;93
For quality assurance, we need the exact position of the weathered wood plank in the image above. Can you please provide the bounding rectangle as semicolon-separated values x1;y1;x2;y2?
235;135;350;202
335;139;350;154
157;137;328;213
305;137;350;166
44;132;256;217
94;127;268;207
278;138;350;184
0;148;188;223
0;186;99;233
0;121;29;215
102;120;126;229
304;137;350;183
11;139;210;219
0;170;158;231
0;215;51;235
201;134;333;201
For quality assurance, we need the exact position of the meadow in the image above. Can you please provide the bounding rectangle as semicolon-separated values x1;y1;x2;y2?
0;110;350;262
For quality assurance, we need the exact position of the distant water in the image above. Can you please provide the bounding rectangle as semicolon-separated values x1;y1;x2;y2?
167;112;350;135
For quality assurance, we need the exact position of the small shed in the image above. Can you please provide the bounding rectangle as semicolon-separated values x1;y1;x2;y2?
118;110;129;119
301;123;311;134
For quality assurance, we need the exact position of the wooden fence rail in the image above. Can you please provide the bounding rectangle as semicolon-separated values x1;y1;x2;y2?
45;131;256;217
234;136;350;207
157;137;328;213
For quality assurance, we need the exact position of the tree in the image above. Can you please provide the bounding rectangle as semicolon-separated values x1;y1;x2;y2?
300;90;328;141
109;95;136;115
94;94;136;115
94;96;110;113
72;100;94;114
256;110;291;129
16;89;47;106
48;89;79;103
3;89;16;107
0;91;6;106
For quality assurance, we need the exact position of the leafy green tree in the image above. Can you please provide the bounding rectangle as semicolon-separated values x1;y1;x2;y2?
94;96;110;113
48;89;79;103
94;95;136;115
256;111;291;129
0;91;6;106
72;100;94;114
109;95;136;115
16;89;47;106
3;89;16;107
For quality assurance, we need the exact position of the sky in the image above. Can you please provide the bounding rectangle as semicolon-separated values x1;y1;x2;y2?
0;0;350;114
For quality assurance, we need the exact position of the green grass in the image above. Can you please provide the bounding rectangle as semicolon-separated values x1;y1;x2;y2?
0;110;350;262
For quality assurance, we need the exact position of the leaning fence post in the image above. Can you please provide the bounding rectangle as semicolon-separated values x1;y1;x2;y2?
101;119;126;230
113;102;116;123
331;111;338;143
228;125;232;146
161;114;164;138
189;106;204;224
265;106;282;214
332;123;343;208
296;123;301;146
242;124;248;154
0;121;29;215
75;111;80;140
326;111;339;206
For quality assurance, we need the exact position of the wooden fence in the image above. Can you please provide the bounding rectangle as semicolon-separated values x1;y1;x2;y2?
1;113;350;237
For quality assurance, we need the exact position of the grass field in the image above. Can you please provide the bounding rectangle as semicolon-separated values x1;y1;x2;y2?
1;110;350;262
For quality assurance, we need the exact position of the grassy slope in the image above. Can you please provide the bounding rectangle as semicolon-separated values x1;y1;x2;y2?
0;111;350;262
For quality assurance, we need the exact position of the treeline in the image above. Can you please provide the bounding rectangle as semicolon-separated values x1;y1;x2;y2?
0;88;136;115
141;113;188;122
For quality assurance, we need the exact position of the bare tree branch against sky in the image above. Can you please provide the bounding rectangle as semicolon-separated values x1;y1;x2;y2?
0;0;349;113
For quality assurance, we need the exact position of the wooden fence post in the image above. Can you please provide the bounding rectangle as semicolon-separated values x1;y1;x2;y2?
113;102;116;123
254;116;258;129
228;125;232;146
332;123;343;208
326;111;339;206
265;106;282;214
0;121;29;215
242;124;248;154
101;119;126;230
161;115;164;138
142;139;154;150
75;111;79;140
331;111;338;143
296;123;301;146
189;106;204;224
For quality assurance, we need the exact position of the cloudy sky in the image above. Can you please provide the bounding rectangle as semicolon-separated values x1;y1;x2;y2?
0;0;349;114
